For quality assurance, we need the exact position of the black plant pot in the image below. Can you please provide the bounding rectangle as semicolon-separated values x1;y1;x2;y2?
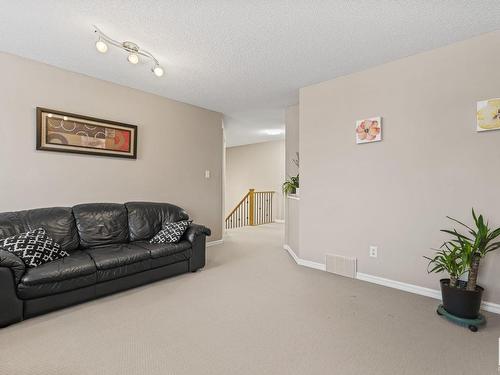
440;279;483;319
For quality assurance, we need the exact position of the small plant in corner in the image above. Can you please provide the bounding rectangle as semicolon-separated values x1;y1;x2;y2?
283;152;299;195
425;209;500;320
282;174;299;195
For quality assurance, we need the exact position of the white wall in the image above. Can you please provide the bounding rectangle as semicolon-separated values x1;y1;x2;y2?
299;31;500;303
0;52;224;240
225;140;285;221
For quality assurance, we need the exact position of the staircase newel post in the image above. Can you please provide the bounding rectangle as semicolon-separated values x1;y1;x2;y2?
249;189;255;226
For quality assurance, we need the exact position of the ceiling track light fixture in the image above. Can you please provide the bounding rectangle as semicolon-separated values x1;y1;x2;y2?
93;25;164;77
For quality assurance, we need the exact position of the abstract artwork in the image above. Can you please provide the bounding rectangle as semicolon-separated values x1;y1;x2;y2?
477;98;500;132
355;117;382;144
36;108;137;158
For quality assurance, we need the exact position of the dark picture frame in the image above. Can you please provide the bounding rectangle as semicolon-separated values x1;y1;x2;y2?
36;107;138;159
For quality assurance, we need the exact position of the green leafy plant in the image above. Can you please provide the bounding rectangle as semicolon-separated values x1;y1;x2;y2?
424;240;471;287
442;209;500;290
282;174;299;195
425;209;500;290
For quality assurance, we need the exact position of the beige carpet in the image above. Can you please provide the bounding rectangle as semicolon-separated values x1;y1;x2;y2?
0;223;499;375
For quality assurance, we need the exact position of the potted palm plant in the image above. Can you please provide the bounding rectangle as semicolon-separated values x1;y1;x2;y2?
425;209;500;319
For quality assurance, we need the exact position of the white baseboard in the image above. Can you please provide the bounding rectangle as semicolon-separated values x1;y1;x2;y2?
283;244;299;262
207;239;224;247
481;301;500;315
298;257;326;271
283;244;326;271
356;272;500;315
356;272;441;300
282;245;500;315
274;219;285;224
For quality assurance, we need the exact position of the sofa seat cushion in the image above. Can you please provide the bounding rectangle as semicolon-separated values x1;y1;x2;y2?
135;241;192;268
135;240;191;258
85;244;151;282
17;251;97;299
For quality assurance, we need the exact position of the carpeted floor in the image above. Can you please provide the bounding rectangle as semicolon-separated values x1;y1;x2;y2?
0;223;499;375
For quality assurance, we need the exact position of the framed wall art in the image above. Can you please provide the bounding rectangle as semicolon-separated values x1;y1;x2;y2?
355;116;382;144
477;98;500;132
36;107;138;159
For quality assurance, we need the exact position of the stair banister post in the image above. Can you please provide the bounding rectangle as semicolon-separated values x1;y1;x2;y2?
249;189;255;226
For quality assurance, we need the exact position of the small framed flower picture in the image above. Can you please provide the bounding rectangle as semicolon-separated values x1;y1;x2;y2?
477;98;500;132
355;117;382;144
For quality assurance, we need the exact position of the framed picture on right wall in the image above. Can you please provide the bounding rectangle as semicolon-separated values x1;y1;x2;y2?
355;116;382;144
477;98;500;132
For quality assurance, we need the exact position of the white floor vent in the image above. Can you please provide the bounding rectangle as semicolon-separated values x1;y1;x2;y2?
325;254;357;278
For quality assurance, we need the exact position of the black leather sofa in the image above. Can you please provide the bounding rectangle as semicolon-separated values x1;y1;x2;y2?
0;202;211;327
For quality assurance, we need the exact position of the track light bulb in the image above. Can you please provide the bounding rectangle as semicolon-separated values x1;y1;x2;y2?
127;53;139;64
95;39;108;53
153;66;164;77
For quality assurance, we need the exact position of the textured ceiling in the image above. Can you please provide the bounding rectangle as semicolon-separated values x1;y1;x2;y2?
1;1;500;146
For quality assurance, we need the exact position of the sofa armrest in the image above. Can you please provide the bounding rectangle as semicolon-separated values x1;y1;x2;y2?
182;224;210;272
0;249;26;284
0;267;24;327
183;224;211;243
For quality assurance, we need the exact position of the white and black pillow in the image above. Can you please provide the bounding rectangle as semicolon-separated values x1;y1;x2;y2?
150;220;191;244
0;228;69;268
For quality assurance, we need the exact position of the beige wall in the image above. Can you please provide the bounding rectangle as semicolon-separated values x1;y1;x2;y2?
299;31;500;303
284;105;300;253
285;196;300;256
0;52;223;240
225;140;285;221
285;105;299;178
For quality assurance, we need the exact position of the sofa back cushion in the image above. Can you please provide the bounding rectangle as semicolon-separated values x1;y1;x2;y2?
73;203;128;248
125;202;189;241
0;212;25;239
0;207;79;253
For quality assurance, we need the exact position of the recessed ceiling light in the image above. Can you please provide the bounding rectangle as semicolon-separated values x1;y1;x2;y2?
262;129;284;135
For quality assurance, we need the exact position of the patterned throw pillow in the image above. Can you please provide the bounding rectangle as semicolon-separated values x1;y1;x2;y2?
150;220;191;244
0;228;69;268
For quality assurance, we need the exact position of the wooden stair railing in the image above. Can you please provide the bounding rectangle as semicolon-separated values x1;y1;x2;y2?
225;189;275;229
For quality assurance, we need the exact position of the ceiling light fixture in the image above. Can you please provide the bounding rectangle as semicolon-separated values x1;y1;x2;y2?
93;25;165;77
262;129;284;135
